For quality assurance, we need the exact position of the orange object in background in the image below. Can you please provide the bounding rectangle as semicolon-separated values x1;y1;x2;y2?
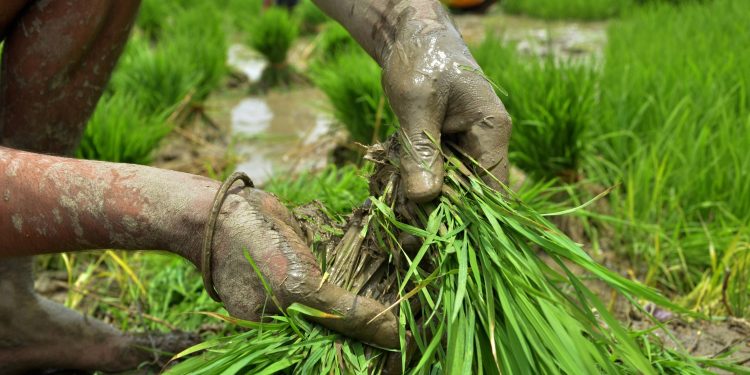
445;0;486;8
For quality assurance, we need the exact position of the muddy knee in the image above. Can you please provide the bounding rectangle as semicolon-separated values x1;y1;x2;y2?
0;0;141;154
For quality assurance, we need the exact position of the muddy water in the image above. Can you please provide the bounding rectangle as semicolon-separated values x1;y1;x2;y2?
453;11;607;59
227;44;267;82
229;89;335;185
212;48;337;185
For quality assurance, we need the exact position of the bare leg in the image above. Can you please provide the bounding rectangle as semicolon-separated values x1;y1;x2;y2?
0;1;196;372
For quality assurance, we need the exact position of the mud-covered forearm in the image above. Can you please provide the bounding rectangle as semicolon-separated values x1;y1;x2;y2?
313;0;454;65
0;146;215;263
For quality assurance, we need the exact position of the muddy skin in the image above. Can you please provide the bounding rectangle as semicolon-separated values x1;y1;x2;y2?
0;0;182;372
0;147;400;369
314;0;511;201
0;258;198;373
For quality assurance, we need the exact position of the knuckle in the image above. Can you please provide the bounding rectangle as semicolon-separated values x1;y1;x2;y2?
280;266;319;304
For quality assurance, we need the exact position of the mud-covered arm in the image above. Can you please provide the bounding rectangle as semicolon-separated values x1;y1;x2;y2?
312;0;449;66
0;146;398;349
314;0;512;202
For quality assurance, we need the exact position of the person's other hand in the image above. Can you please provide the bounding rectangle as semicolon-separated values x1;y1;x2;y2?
382;20;511;202
207;188;398;349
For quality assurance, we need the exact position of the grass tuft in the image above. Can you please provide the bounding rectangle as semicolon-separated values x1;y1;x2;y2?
311;51;397;145
472;35;597;182
76;94;171;164
249;7;299;88
264;164;370;215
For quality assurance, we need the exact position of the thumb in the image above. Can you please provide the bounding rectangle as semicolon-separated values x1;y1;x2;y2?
384;76;447;203
295;279;400;350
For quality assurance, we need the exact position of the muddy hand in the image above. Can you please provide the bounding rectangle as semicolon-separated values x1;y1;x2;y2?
205;187;399;349
381;8;511;202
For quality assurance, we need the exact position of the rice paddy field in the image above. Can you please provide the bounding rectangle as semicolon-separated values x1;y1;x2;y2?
29;0;750;373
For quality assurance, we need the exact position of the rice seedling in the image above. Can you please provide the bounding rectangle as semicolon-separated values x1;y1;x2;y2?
224;0;264;33
248;7;299;88
501;0;628;20
586;0;750;307
472;35;597;182
135;0;176;40
312;22;363;62
264;163;371;215
160;3;228;103
165;140;746;374
109;35;200;115
75;94;172;164
293;0;330;34
311;51;398;145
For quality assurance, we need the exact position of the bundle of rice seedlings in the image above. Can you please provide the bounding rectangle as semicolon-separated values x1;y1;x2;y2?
471;34;597;183
161;3;228;103
76;94;172;164
293;0;330;34
248;7;299;88
166;138;747;374
311;22;362;62
110;35;201;115
311;51;398;146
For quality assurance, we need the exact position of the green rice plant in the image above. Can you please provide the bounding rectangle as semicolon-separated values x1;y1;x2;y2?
249;7;299;87
679;233;750;318
109;253;225;333
311;51;398;145
135;0;177;40
160;3;228;102
502;0;628;20
312;22;362;62
165;144;747;374
76;94;171;164
293;0;330;34
472;35;597;182
224;0;264;33
110;36;200;115
264;164;370;215
586;0;750;303
121;3;227;113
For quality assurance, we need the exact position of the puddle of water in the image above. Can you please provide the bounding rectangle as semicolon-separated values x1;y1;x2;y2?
226;88;334;185
227;44;267;82
215;43;337;185
231;98;272;134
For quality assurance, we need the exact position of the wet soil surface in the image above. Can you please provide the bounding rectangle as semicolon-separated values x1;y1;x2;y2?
453;6;608;58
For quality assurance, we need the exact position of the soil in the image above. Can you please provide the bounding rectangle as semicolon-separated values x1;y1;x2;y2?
452;6;608;58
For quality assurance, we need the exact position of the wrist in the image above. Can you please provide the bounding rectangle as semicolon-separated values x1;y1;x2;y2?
379;3;456;64
164;180;223;268
314;0;458;67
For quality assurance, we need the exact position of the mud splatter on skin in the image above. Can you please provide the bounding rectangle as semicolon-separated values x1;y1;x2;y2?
0;0;139;154
210;189;399;349
314;0;510;202
10;215;22;232
2;146;397;349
